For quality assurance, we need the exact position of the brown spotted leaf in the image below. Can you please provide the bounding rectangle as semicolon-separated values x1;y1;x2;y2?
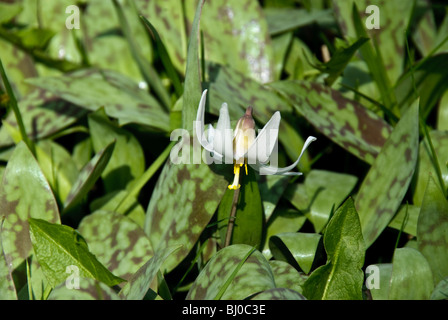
0;141;60;270
355;102;419;247
143;138;229;272
186;244;276;300
26;69;170;132
270;80;392;164
78;210;153;283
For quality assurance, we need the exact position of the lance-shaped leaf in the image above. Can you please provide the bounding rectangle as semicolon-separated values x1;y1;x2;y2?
0;88;86;148
269;260;307;294
412;130;448;206
186;0;275;84
88;109;145;193
182;0;205;131
144;139;228;272
0;220;17;300
270;80;392;164
63;141;115;213
26;69;170;132
0;141;60;270
186;244;276;300
389;248;434;300
78;210;153;283
48;278;121;300
119;245;181;300
303;198;365;300
355;102;419;247
251;288;306;300
28;218;124;288
417;176;448;285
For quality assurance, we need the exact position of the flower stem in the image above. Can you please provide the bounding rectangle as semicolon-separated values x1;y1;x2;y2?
224;186;240;247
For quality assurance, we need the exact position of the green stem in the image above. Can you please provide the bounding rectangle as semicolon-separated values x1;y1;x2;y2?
224;186;240;247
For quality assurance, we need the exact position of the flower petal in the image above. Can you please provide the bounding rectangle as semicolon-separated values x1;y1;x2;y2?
251;136;317;175
195;89;216;154
245;111;281;164
213;103;234;163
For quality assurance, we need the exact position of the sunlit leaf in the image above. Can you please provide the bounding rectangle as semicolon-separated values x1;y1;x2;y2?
355;101;419;247
0;142;60;270
303;198;365;300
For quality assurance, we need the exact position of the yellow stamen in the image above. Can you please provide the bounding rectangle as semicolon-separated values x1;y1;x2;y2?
228;164;241;189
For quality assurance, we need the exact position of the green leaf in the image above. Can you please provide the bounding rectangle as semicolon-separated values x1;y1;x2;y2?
0;88;87;149
251;288;306;300
389;248;434;300
355;101;419;247
269;260;307;294
431;277;448;300
48;278;121;300
28;218;124;288
87;108;145;193
366;263;393;300
313;37;370;86
26;69;170;132
218;167;263;249
413;130;448;206
78;210;153;283
0;219;17;300
144;140;228;272
270;80;392;164
35;140;78;204
303;198;365;300
182;0;205;132
191;0;275;83
0;141;60;270
285;170;358;232
186;244;275;300
63;141;115;213
417;176;448;285
269;232;322;274
119;245;181;300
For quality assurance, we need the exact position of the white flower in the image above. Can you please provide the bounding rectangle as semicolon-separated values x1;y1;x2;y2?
195;89;316;189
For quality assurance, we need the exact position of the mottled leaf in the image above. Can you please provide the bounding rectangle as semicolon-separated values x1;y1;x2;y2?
265;8;332;36
26;69;170;132
257;174;290;220
144;140;228;272
388;204;420;237
88;108;145;193
355;102;419;247
417;176;448;285
0;141;60;270
389;248;434;300
303;198;365;300
269;260;307;294
63;141;115;213
186;244;275;300
251;288;306;300
270;80;392;164
29;218;124;288
119;245;181;300
78;210;153;284
431;277;448;300
0;88;86;148
270;232;322;274
188;0;275;83
0;220;17;300
48;277;121;300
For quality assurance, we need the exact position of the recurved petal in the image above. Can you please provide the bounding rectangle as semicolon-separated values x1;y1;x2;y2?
246;111;281;165
195;90;215;153
252;136;316;175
